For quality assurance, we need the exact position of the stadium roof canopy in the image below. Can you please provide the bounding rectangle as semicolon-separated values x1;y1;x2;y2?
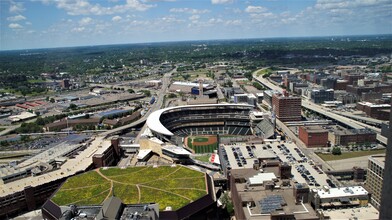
146;104;253;136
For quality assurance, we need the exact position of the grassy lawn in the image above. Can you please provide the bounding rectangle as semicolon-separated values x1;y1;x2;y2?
27;79;47;83
256;68;272;76
316;149;386;161
51;166;207;211
194;154;211;163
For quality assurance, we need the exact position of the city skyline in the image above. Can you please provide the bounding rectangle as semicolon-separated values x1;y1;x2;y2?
1;0;392;50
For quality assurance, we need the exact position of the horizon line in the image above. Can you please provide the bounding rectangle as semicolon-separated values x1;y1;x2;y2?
1;33;392;52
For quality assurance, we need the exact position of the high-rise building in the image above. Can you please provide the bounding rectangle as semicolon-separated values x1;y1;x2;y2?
379;100;392;219
272;93;301;122
61;79;70;89
367;155;385;210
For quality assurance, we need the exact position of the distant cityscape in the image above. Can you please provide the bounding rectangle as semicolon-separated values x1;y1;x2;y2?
0;36;391;220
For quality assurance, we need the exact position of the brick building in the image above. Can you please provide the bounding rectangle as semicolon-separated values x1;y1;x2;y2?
327;126;377;147
345;74;365;85
272;93;302;122
356;102;391;120
298;126;328;148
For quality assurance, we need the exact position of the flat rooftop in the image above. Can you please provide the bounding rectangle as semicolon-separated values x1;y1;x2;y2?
0;136;112;197
162;146;191;155
369;154;385;168
222;143;277;170
51;166;208;211
300;125;327;133
231;169;318;219
314;186;368;199
319;204;379;220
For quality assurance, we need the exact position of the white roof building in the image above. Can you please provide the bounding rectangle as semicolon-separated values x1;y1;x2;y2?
248;172;277;186
9;112;36;122
315;186;368;199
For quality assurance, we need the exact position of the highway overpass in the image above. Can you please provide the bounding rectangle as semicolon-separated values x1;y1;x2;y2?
253;72;388;146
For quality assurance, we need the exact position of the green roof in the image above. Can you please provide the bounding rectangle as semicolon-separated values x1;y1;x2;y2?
51;166;207;211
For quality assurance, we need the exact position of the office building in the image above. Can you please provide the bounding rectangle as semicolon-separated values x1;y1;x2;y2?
327;126;377;147
298;126;328;148
310;89;334;104
366;155;385;210
379;100;392;219
272;93;302;122
310;186;370;210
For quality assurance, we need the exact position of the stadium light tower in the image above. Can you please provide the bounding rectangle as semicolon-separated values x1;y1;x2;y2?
199;79;203;97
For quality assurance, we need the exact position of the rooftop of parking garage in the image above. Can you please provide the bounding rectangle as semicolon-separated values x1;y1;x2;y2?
0;137;112;197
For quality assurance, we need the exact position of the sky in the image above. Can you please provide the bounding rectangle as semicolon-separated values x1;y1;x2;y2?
1;0;391;50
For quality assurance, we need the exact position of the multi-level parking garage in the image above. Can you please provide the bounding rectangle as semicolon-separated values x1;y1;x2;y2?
146;104;254;142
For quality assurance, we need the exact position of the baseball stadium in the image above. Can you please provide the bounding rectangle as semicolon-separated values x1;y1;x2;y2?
146;104;254;139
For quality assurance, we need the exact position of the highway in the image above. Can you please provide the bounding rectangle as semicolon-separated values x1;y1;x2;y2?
253;72;388;145
333;110;385;126
101;68;175;139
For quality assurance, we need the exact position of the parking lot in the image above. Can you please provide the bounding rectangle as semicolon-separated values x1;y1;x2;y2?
221;141;335;189
267;141;332;189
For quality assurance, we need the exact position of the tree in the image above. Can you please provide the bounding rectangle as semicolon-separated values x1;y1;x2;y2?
21;135;31;142
127;88;135;93
332;147;341;155
68;103;78;110
50;98;55;103
221;192;234;216
141;90;151;97
168;93;177;98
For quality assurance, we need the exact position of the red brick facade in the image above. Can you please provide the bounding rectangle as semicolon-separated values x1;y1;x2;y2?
298;126;328;148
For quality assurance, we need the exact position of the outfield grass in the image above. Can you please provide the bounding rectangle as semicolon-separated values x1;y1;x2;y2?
193;137;209;142
51;166;207;211
316;149;386;161
187;136;218;153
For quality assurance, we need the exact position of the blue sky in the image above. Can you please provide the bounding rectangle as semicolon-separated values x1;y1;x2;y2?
1;0;391;50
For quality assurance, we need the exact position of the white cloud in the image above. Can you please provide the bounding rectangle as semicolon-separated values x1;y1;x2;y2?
9;23;23;29
211;0;233;4
48;0;156;15
143;0;176;2
7;15;26;22
9;2;25;13
314;0;390;10
112;16;122;22
72;27;86;32
225;19;242;26
189;15;200;21
170;8;210;14
245;6;268;13
79;17;93;26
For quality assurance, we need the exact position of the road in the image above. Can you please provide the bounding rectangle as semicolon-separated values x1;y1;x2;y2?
253;71;387;146
133;69;174;143
100;68;175;140
275;119;334;171
0;125;19;136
